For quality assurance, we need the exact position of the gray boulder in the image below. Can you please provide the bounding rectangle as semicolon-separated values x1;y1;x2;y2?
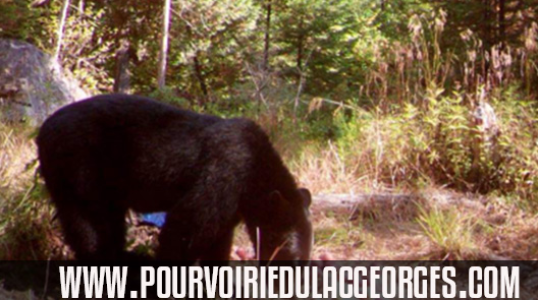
0;39;88;124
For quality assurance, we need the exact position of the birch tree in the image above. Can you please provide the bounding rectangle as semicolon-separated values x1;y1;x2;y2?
53;0;70;63
158;0;172;88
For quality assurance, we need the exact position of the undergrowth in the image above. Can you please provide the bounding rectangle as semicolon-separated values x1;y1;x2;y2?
0;123;56;260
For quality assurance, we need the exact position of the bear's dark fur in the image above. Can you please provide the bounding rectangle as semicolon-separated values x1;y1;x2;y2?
37;94;312;261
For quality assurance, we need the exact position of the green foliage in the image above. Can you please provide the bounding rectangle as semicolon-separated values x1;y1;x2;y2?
0;1;56;48
274;0;362;96
492;91;538;204
149;87;191;108
153;0;261;99
2;0;536;100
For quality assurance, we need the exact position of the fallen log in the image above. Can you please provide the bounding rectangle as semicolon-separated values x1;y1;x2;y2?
312;193;420;221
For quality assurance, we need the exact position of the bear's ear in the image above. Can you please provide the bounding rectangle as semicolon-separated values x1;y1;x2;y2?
269;190;289;211
298;188;312;208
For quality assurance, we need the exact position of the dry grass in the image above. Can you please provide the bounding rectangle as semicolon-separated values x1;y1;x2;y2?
291;142;373;194
0;123;36;193
306;188;538;261
486;205;538;260
0;123;58;260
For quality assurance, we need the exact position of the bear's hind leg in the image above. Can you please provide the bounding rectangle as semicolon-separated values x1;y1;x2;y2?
55;198;127;260
55;202;99;260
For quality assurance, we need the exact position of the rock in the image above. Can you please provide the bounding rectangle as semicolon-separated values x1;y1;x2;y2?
0;39;88;124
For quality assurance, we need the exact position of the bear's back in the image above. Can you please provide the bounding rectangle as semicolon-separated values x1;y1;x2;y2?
39;94;215;136
36;95;222;206
37;94;221;158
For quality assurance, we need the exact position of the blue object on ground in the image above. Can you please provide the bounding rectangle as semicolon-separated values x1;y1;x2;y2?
140;212;167;228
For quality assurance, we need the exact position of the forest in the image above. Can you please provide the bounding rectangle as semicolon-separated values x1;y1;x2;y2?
1;0;538;276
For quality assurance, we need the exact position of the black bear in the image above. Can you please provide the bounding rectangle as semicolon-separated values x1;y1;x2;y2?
36;94;312;262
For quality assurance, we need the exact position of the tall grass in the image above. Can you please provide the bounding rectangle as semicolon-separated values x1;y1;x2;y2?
417;204;479;260
0;123;55;260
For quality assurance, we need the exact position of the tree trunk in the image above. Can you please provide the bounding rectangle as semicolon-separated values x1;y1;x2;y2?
483;0;492;47
158;0;172;88
498;0;506;48
113;39;131;93
54;0;71;63
193;53;208;100
482;0;492;86
263;0;272;71
297;17;304;71
78;0;84;18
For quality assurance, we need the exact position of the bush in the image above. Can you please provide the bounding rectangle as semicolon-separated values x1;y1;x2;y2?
330;89;538;205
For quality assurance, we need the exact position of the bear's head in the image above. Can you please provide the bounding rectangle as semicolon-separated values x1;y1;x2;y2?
250;188;313;261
